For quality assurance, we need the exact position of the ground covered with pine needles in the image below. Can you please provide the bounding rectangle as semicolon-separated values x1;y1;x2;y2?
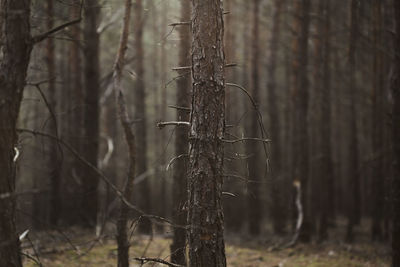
22;227;390;267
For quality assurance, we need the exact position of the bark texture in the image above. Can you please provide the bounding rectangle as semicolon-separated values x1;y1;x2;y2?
170;0;191;265
0;0;33;265
188;0;227;266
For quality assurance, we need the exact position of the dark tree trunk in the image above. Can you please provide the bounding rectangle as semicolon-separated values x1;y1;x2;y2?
247;0;262;236
319;0;333;241
133;0;151;234
391;0;400;265
82;0;101;227
290;0;312;243
46;0;62;227
371;0;384;241
268;0;286;236
346;0;361;243
187;0;227;265
170;0;191;265
0;0;33;265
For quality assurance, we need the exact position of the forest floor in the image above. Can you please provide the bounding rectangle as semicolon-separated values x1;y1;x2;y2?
22;223;391;267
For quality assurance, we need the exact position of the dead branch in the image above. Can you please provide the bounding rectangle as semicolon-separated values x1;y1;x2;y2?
221;137;271;144
172;63;237;71
169;21;191;27
32;0;83;45
133;257;185;267
157;121;190;129
168;105;191;112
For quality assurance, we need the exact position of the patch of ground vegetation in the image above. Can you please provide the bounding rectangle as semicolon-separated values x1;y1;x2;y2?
22;229;390;267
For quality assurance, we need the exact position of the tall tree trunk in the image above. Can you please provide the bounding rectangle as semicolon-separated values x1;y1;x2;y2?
187;0;226;265
82;0;101;227
247;0;262;236
170;0;190;265
158;0;168;232
46;0;61;227
391;0;400;265
113;0;133;266
0;0;33;265
290;0;312;243
133;0;151;234
268;0;286;235
319;0;333;241
371;0;384;241
346;0;361;242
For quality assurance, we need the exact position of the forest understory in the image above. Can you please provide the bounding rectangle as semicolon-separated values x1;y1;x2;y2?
22;219;390;267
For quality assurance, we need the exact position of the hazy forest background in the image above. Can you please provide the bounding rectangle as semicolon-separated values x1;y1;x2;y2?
1;0;400;266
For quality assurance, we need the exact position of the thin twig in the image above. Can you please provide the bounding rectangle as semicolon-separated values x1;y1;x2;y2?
133;257;185;267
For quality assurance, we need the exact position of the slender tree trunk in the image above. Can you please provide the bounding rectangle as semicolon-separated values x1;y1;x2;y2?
268;0;286;236
0;0;33;265
170;0;190;265
133;0;151;233
45;0;62;227
290;0;312;243
187;0;226;265
371;0;384;241
319;0;333;241
247;0;262;236
82;0;101;227
158;0;168;232
113;0;133;266
391;0;400;265
346;0;361;242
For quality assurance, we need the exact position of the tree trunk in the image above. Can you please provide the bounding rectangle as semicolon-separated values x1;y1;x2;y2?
82;0;101;227
187;0;227;265
0;0;33;265
268;0;286;235
246;0;262;236
113;0;134;266
170;0;190;265
346;0;361;242
133;0;151;234
391;0;400;265
320;0;333;241
371;0;384;241
45;0;62;227
290;0;312;243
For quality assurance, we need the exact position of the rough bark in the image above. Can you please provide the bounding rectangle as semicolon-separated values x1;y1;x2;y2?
290;0;312;243
187;0;227;266
346;0;361;242
391;0;400;265
268;0;286;235
247;0;262;236
82;0;101;227
170;0;191;265
113;0;134;266
0;0;33;265
133;0;151;234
